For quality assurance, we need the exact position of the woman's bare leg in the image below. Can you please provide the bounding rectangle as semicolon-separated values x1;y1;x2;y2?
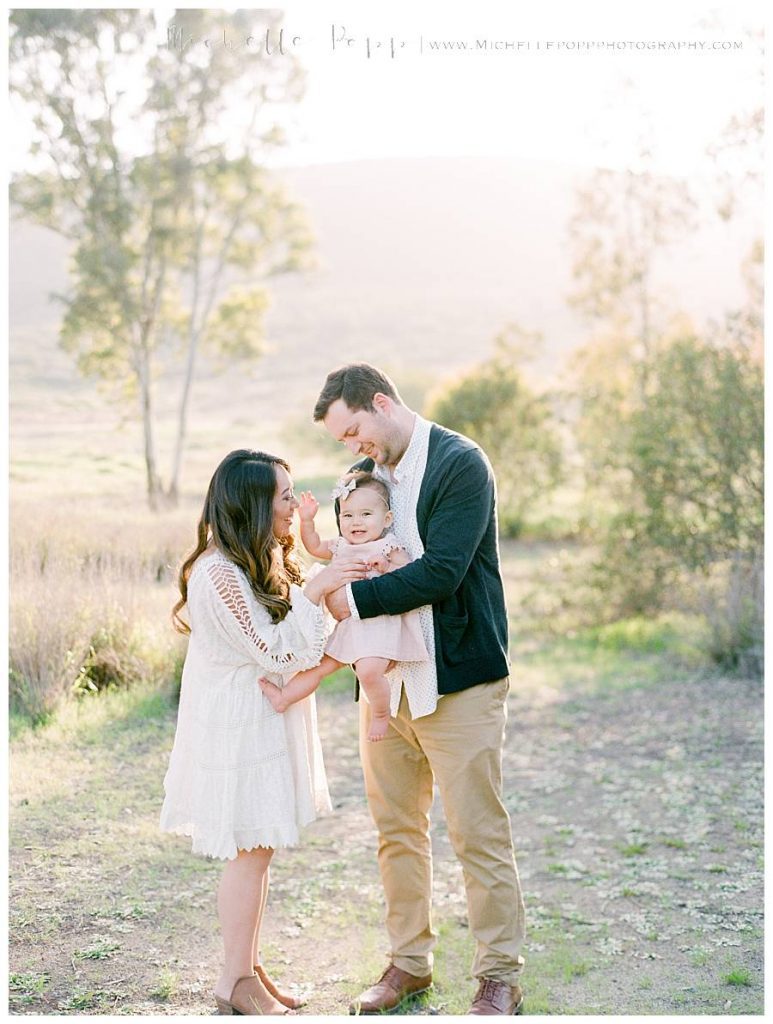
250;868;302;1008
214;847;286;1013
251;864;269;966
259;655;342;712
355;657;393;741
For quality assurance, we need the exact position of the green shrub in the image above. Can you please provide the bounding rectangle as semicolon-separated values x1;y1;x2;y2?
571;333;762;673
426;333;563;532
699;553;763;675
71;624;152;696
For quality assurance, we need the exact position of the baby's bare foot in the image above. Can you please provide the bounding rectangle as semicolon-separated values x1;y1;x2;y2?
368;716;391;742
259;677;288;713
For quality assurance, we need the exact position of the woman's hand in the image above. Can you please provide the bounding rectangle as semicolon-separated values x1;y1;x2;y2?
303;558;368;604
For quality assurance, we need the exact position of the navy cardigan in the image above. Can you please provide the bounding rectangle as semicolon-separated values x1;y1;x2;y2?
349;423;510;694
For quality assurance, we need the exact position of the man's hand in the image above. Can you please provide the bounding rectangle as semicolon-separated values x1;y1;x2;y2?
325;585;352;621
298;490;319;522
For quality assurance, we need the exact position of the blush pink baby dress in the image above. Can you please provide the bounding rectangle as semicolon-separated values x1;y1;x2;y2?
324;535;429;665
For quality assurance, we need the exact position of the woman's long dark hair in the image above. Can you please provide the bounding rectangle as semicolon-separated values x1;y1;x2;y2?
172;450;303;634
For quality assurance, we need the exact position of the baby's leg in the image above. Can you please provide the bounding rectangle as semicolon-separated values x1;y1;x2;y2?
259;655;342;713
355;657;393;741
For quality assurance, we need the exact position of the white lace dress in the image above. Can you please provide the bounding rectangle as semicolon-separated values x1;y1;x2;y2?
159;551;333;860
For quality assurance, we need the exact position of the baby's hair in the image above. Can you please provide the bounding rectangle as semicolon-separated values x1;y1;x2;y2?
341;471;391;507
333;471;391;533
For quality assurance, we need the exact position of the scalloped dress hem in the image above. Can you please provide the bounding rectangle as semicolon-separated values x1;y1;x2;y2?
160;811;327;861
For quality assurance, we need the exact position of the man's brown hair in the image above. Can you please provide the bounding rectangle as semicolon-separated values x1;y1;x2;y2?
313;363;403;422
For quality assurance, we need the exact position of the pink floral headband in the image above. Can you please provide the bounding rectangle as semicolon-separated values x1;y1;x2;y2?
330;474;390;508
330;476;357;502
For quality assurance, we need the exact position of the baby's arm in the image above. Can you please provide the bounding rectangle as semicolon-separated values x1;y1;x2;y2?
298;491;333;561
258;654;342;713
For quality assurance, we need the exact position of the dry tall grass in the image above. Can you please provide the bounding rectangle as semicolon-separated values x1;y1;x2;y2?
10;498;193;723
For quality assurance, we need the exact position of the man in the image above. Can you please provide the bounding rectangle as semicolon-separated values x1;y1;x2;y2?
314;363;526;1016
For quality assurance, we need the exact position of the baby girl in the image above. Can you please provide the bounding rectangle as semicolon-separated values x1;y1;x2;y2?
259;471;428;740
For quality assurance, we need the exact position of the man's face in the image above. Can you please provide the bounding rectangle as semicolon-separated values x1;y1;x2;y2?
323;397;407;467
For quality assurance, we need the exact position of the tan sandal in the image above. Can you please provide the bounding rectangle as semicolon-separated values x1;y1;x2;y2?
255;963;305;1010
214;973;298;1015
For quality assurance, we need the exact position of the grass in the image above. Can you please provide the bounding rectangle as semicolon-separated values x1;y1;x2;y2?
562;958;591;981
507;612;711;707
151;967;179;1001
518;921;604;1014
319;665;357;697
10;649;764;1015
662;837;688;849
74;940;122;961
586;614;707;656
724;969;752;987
9;971;49;1008
8;525;764;1015
619;842;649;857
9;499;188;726
8;490;728;733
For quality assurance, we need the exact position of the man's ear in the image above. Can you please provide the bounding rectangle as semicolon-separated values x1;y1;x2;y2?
372;392;392;414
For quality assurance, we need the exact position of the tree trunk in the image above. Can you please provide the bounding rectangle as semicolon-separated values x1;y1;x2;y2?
167;222;205;504
167;324;199;505
137;336;162;510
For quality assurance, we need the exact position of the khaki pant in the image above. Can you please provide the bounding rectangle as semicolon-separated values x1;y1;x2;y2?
359;678;526;984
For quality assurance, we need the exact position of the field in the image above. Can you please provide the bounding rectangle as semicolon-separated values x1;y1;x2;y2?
9;151;763;1014
8;534;764;1015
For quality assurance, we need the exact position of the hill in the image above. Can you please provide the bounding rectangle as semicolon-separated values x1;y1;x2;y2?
9;156;755;497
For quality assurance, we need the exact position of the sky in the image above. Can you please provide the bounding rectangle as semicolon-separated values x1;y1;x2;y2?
253;0;765;175
8;0;765;178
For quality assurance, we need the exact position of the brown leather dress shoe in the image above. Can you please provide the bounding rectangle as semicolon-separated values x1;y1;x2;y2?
469;978;524;1015
349;963;433;1014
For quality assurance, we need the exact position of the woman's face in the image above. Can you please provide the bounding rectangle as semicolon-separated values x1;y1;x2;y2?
272;463;299;539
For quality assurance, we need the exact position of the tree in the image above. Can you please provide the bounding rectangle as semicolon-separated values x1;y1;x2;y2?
623;336;762;564
581;329;763;662
566;114;702;523
563;72;763;671
706;32;764;362
10;9;311;507
705;25;763;224
425;332;562;536
568;155;696;379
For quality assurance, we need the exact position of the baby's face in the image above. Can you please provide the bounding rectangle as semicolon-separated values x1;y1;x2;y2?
338;486;392;543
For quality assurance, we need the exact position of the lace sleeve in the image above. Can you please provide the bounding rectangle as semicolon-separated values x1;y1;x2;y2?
328;537;342;558
204;558;328;673
380;535;405;558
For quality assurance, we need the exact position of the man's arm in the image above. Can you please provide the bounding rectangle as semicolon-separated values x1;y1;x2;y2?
350;448;494;618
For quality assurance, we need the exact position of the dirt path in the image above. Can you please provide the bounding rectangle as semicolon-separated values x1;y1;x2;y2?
9;670;763;1015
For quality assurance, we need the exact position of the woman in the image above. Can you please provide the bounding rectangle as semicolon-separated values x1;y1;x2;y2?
160;449;367;1015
